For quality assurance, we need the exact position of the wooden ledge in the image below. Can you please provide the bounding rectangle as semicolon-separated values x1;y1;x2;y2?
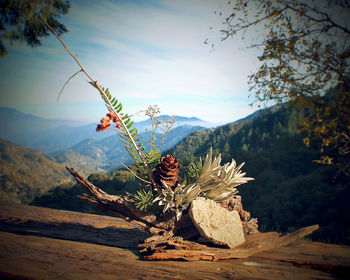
0;203;149;249
0;203;349;279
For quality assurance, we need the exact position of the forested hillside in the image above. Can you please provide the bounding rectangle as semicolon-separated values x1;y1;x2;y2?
168;106;349;245
0;139;72;204
31;169;138;213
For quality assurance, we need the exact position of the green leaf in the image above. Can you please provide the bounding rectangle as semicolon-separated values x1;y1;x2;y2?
89;81;97;88
125;146;138;160
119;133;129;141
114;103;122;112
127;121;134;129
120;139;131;147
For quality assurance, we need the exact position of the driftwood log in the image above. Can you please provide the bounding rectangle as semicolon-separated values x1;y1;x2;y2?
66;167;320;261
66;167;176;234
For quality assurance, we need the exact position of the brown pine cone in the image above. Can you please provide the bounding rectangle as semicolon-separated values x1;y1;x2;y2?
153;154;180;190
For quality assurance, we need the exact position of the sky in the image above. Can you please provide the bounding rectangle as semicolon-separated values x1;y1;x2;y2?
0;0;261;125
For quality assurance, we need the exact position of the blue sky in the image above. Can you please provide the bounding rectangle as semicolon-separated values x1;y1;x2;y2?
0;0;261;125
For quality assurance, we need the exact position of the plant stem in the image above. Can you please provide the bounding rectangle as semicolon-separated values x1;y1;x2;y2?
120;162;151;185
42;17;156;187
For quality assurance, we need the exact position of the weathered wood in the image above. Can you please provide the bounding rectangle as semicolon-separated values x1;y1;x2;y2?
0;203;150;249
66;167;176;232
139;225;320;261
0;203;349;279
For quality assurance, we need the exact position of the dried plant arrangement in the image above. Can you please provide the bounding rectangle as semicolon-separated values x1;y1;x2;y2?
43;18;319;261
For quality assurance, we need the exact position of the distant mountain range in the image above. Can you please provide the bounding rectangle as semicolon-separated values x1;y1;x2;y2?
135;115;215;131
53;124;206;172
0;107;215;153
0;107;106;153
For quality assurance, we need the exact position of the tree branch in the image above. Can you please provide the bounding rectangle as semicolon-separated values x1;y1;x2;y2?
278;0;350;34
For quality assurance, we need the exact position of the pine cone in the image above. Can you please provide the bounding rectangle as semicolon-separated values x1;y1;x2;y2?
153;154;180;190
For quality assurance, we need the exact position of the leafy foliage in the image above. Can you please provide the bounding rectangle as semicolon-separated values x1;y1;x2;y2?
218;0;350;175
0;0;70;57
132;148;161;182
186;160;203;183
299;89;350;176
133;189;157;212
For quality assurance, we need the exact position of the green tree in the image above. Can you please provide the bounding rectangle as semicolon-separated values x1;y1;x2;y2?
0;0;70;57
218;0;350;176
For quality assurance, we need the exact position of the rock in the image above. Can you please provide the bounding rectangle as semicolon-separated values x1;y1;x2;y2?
189;197;245;248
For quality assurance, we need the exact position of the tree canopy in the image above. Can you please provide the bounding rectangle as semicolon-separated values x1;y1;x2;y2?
0;0;70;57
218;0;350;176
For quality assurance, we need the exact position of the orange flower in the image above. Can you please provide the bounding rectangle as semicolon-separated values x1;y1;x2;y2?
106;112;118;122
101;116;110;124
96;122;110;132
96;112;121;132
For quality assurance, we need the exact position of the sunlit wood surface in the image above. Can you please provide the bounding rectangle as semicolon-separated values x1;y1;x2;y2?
0;203;349;279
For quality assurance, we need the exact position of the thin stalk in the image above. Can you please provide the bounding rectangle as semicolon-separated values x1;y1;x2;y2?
57;69;82;102
120;162;151;185
42;17;156;187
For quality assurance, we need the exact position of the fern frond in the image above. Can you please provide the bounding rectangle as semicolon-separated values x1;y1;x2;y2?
90;82;145;163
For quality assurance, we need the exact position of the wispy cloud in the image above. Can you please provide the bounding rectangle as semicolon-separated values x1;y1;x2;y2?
0;0;261;124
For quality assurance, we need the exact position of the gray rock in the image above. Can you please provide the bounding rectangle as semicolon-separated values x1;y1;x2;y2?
189;197;245;248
